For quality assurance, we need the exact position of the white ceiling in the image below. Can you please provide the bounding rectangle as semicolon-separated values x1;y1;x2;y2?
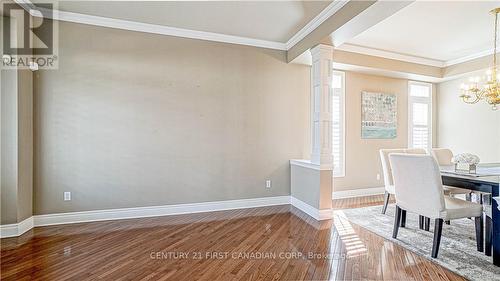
32;0;331;43
344;0;500;63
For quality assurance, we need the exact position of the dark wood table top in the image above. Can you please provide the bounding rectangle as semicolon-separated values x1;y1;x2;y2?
440;163;500;185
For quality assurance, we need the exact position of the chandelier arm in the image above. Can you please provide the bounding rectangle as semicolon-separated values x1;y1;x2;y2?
495;11;498;80
493;12;498;76
461;96;481;104
459;8;500;109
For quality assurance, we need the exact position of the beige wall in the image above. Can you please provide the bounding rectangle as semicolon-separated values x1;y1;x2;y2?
33;21;310;215
17;67;33;222
436;72;500;163
1;15;34;224
334;71;436;191
291;165;320;208
290;165;332;209
1;67;19;224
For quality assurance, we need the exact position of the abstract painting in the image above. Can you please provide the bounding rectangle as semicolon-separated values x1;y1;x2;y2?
361;92;397;139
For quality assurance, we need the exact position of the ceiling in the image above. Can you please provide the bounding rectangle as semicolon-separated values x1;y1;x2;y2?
32;0;331;43
28;0;500;69
343;0;500;63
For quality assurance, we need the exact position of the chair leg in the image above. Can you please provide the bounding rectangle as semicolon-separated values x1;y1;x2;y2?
475;216;484;252
392;205;402;239
381;191;390;214
431;218;443;258
401;210;406;228
466;193;472;219
419;215;424;230
485;194;492;205
424;217;430;231
485;215;492;256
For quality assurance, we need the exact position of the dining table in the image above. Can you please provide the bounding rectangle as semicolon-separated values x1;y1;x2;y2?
440;163;500;266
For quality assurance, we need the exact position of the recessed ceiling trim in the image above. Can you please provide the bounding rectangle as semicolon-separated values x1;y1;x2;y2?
14;0;495;68
285;0;349;49
16;0;346;51
443;48;494;67
27;4;288;50
337;43;496;68
336;43;446;67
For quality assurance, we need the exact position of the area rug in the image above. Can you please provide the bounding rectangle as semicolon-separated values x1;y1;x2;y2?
337;204;500;281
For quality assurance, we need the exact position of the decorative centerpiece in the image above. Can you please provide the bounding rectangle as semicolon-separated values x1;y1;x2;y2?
451;153;480;174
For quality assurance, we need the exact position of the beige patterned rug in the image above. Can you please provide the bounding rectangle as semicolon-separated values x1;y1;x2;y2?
337;204;500;281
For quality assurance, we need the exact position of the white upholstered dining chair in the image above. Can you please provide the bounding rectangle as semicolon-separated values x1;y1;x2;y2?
431;148;472;197
379;148;426;215
389;153;483;258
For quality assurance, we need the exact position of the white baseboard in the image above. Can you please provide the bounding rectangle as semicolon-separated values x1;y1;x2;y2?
290;197;332;221
1;196;291;237
0;223;19;238
333;187;385;199
34;196;291;227
1;194;343;238
0;217;34;238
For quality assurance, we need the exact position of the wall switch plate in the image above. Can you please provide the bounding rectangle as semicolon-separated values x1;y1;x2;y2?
376;173;381;181
266;180;271;188
64;192;71;201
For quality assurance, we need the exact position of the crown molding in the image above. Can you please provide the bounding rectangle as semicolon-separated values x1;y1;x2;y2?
336;43;496;69
286;0;349;49
336;43;446;67
14;0;493;68
443;48;494;67
30;5;288;50
14;0;347;52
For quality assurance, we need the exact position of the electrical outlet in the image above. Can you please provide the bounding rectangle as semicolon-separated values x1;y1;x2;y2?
376;173;381;181
266;180;271;188
64;192;71;201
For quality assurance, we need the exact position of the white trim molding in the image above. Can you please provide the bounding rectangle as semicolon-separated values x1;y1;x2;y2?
332;186;385;199
407;81;433;152
0;217;34;238
0;195;345;238
286;0;350;49
15;0;493;67
32;5;287;50
336;43;495;68
15;0;348;51
34;196;291;227
1;190;396;238
0;196;290;237
332;70;346;178
443;48;494;67
310;44;334;166
336;43;445;67
290;197;332;221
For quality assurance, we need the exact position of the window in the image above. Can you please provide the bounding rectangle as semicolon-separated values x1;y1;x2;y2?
332;71;345;177
408;81;432;152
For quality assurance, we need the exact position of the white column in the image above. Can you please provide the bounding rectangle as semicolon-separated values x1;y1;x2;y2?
310;44;333;169
289;44;334;220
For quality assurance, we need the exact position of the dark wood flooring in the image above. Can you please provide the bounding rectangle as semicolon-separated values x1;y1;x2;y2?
1;195;465;280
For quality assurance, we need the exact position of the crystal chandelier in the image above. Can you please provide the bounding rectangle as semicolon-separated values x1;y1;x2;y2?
460;8;500;110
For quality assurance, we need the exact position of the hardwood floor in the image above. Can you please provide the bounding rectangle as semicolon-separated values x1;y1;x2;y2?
1;195;465;281
332;194;395;210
